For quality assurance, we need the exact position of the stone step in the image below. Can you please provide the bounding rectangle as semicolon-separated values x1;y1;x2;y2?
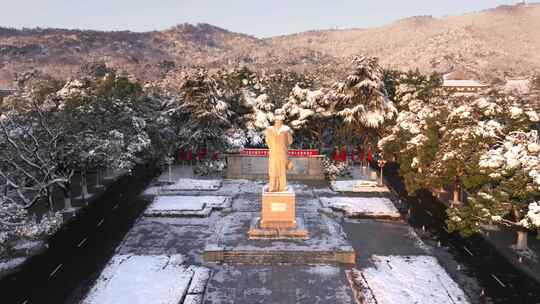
207;250;355;265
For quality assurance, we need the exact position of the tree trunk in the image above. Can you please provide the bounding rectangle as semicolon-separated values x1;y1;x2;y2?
379;166;384;186
452;179;461;205
452;189;460;203
104;166;111;179
515;230;529;250
47;185;54;212
168;162;172;183
436;186;445;199
315;130;323;152
63;183;72;210
95;168;103;188
81;170;89;200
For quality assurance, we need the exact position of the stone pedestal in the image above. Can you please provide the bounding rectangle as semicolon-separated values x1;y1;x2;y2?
248;217;308;239
260;186;296;229
248;186;308;239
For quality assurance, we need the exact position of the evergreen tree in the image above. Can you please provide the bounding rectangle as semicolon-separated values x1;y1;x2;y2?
331;56;397;135
281;84;332;148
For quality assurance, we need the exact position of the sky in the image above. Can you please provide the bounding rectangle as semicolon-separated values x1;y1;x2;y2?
0;0;532;37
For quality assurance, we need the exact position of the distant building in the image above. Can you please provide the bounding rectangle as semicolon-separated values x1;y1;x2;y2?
442;79;489;94
504;78;531;95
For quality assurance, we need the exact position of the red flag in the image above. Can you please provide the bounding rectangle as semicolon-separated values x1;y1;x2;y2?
197;148;207;161
186;150;193;161
179;148;186;161
333;147;340;161
340;146;347;162
367;147;373;162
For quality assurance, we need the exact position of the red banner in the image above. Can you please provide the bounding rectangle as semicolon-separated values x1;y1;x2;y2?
240;149;319;158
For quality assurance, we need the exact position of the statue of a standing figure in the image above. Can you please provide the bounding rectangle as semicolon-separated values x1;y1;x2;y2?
265;112;293;192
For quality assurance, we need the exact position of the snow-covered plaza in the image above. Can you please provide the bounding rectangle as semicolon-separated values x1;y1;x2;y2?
77;166;479;304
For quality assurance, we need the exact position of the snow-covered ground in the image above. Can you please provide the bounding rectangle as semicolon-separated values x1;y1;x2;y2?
103;169;129;181
72;173;486;304
83;254;210;304
0;257;26;275
162;178;222;191
74;193;96;200
144;195;231;217
349;255;470;304
142;185;160;196
320;197;400;219
83;254;189;304
156;165;219;184
331;166;391;193
331;180;390;193
217;179;264;195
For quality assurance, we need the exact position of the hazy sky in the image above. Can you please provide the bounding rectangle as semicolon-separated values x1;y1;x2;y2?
0;0;531;37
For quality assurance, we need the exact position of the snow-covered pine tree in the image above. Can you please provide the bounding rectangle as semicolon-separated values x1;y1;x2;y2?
239;69;315;147
171;68;234;152
281;84;332;148
437;88;540;248
56;71;152;202
447;130;540;250
215;67;262;149
378;71;445;195
331;56;397;138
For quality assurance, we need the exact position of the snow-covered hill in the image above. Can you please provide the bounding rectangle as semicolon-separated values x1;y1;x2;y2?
1;3;540;87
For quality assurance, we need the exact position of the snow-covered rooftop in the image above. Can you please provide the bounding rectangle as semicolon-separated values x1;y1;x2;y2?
504;78;531;94
442;79;488;87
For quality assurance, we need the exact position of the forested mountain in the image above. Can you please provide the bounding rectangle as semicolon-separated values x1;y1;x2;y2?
1;3;540;87
270;4;540;80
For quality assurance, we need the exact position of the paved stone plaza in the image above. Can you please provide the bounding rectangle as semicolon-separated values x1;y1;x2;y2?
82;166;479;303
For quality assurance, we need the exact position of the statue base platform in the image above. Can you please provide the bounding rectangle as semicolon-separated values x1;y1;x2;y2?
203;212;356;265
248;217;308;240
260;186;296;229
